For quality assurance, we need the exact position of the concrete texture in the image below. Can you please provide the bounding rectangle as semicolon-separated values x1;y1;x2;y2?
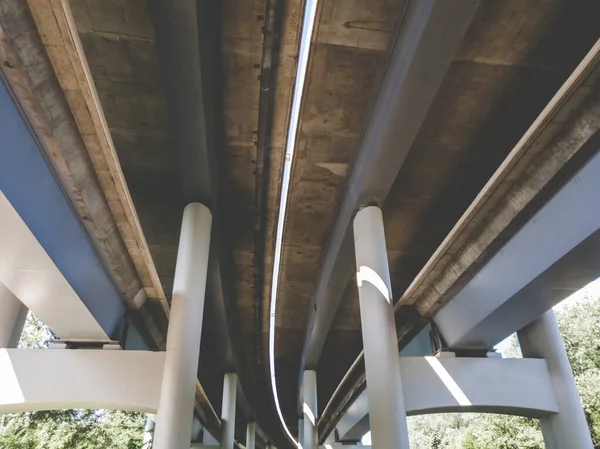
0;191;108;340
401;41;600;319
0;0;155;323
65;0;600;439
436;147;600;349
68;0;179;302
275;0;406;426
0;349;164;414
10;0;600;447
336;356;559;442
30;0;166;308
307;0;600;431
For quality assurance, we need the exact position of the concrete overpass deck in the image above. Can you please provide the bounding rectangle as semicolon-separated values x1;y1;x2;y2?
0;1;599;448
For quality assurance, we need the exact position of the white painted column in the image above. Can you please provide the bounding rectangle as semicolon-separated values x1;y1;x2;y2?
518;310;593;449
353;206;409;449
302;370;318;449
298;418;304;449
246;421;256;449
142;414;156;448
202;429;219;445
153;203;212;449
191;417;202;443
220;373;238;449
0;283;28;348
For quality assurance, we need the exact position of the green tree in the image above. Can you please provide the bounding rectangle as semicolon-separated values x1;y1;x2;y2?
17;313;56;349
557;294;600;444
0;409;146;449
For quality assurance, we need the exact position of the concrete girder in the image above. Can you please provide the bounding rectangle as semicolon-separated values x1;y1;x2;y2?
148;0;234;365
0;191;108;340
0;0;167;347
148;0;279;445
298;0;480;399
0;350;557;449
435;147;600;349
0;75;121;340
399;40;600;318
317;34;600;445
335;356;559;443
0;0;227;440
0;349;164;414
26;0;167;309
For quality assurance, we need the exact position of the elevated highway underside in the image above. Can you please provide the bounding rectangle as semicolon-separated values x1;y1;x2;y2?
279;0;600;433
1;0;599;448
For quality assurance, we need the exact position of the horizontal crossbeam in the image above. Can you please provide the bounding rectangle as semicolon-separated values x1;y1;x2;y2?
336;356;558;442
0;349;163;414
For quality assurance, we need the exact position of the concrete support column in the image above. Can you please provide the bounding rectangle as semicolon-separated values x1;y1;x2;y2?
302;370;318;449
220;373;238;449
518;310;593;449
298;418;304;448
246;421;256;449
142;414;156;448
153;203;212;449
0;283;28;348
353;206;409;449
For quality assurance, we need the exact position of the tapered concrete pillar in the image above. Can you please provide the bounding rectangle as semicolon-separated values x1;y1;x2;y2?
191;417;203;443
302;370;318;449
353;206;409;449
518;310;593;449
220;373;237;449
142;414;156;448
0;283;28;349
298;418;304;449
153;203;212;449
246;421;256;449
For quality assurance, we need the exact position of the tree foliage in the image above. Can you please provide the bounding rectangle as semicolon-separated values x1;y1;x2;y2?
17;313;56;349
0;410;146;449
408;293;600;448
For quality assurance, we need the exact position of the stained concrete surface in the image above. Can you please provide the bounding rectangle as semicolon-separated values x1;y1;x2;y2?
67;0;600;442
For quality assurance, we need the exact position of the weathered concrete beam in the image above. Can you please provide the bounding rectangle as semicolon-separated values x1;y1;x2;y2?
435;151;600;349
318;38;600;444
335;356;559;442
399;39;600;317
299;0;480;389
0;0;166;347
0;349;164;414
0;189;109;340
26;0;167;310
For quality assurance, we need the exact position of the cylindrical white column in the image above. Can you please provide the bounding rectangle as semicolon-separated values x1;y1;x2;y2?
518;310;593;449
220;373;238;449
0;283;28;348
297;418;304;449
142;414;156;448
353;206;409;449
153;203;212;449
302;370;317;449
246;421;256;449
191;417;203;443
